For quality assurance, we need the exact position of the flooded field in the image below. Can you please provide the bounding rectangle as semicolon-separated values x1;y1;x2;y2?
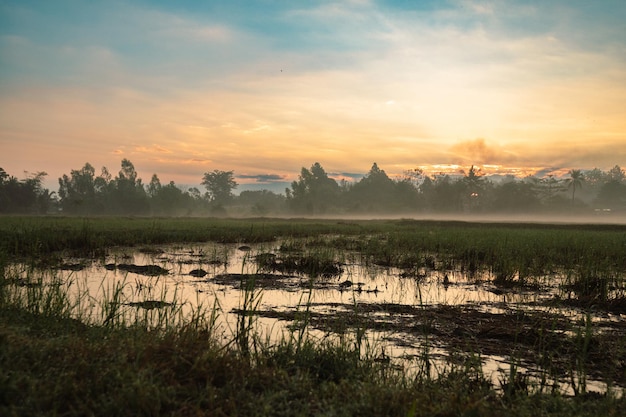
8;235;625;396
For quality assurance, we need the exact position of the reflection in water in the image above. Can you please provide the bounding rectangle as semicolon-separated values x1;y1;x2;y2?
9;241;622;395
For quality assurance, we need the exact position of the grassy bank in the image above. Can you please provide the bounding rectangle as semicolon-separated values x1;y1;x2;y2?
1;216;626;416
2;293;624;416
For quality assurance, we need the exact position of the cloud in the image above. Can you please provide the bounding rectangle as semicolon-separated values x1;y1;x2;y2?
332;172;364;181
2;0;625;191
134;145;173;154
237;174;287;183
533;167;564;178
448;138;518;165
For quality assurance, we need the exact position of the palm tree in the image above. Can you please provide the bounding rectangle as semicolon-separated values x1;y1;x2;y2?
567;169;584;202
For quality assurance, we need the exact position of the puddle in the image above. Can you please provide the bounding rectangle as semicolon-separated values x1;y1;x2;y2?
6;240;625;395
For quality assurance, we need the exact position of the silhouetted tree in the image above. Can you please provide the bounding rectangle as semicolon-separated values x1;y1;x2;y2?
58;163;99;213
404;168;425;187
147;174;162;198
461;165;485;212
424;174;465;213
150;180;196;216
594;178;626;211
583;168;606;189
607;165;625;182
346;163;419;213
0;168;8;184
533;174;566;207
567;169;585;202
96;167;112;194
490;180;540;213
347;163;394;212
110;159;149;214
0;168;50;213
25;172;54;213
201;170;238;205
235;190;286;216
394;178;421;211
286;162;340;214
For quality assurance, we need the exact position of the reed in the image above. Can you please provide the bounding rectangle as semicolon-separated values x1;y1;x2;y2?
2;216;626;415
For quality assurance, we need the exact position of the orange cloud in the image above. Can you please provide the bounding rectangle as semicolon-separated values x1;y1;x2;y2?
449;138;518;166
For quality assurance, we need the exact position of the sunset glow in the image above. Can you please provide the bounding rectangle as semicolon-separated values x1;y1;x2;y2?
1;0;625;191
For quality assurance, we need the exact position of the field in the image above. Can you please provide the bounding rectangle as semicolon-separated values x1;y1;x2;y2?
1;216;626;416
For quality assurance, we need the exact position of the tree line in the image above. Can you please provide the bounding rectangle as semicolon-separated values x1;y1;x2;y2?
1;159;625;216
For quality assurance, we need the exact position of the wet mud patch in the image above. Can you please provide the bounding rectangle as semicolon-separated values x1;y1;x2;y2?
242;301;626;388
254;252;344;277
211;273;352;292
57;262;87;271
213;273;305;291
126;300;174;310
104;263;169;276
557;296;626;315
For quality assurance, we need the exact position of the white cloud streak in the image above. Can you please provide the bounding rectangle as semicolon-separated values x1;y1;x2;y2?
1;0;625;187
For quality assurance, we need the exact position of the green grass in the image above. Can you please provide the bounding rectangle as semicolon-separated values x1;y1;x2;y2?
2;305;625;416
1;216;626;415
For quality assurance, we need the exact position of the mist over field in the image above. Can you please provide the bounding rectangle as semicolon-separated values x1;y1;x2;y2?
3;2;626;414
1;160;625;223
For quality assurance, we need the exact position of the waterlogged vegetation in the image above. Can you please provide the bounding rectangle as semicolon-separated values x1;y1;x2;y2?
1;216;626;416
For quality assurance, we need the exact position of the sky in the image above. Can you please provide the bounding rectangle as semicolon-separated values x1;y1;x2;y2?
1;0;625;193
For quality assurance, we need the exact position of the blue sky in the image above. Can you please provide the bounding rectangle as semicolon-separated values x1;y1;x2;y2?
1;0;625;192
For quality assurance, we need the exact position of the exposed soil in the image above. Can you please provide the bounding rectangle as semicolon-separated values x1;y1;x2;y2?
104;263;169;276
232;291;626;389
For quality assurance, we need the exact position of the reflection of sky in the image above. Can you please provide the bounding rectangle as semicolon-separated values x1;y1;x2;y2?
1;0;625;189
20;242;559;329
10;239;620;393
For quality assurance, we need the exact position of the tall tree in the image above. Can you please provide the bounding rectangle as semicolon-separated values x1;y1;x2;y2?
490;180;540;213
150;181;195;216
347;163;418;212
594;179;626;210
286;162;340;214
607;165;625;182
567;169;585;202
58;163;96;213
201;170;237;204
462;165;484;212
111;159;148;214
425;174;465;213
1;168;50;213
147;174;162;198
